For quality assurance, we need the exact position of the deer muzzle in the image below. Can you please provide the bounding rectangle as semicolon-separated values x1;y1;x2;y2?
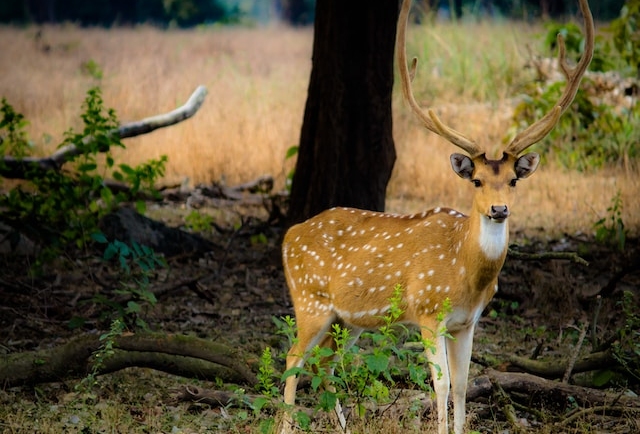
489;205;509;221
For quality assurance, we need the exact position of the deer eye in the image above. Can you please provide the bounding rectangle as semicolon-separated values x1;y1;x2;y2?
509;179;518;187
471;179;482;188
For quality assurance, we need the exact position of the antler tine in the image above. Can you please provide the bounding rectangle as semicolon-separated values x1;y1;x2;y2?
397;0;482;157
506;0;594;156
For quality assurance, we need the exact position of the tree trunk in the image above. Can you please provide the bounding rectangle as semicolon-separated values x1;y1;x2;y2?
287;0;398;225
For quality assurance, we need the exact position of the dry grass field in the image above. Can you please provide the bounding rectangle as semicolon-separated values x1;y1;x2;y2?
0;22;638;237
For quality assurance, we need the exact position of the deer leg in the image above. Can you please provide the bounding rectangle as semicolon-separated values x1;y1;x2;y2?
282;313;337;433
422;327;450;434
447;325;475;434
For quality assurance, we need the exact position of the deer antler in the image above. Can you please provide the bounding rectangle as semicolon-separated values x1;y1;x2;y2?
505;0;594;156
397;0;483;157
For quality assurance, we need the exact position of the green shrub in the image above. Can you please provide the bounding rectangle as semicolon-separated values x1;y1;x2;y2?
0;87;167;264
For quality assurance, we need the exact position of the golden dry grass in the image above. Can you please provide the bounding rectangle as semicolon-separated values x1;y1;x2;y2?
0;23;638;237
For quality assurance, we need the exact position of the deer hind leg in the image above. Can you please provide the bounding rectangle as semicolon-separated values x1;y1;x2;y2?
422;325;451;434
282;313;337;433
447;325;475;434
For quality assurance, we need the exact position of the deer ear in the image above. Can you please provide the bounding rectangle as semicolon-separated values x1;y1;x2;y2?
450;153;474;180
515;152;540;179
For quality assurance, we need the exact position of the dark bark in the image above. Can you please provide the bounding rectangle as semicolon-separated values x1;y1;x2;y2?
0;333;258;388
287;0;398;225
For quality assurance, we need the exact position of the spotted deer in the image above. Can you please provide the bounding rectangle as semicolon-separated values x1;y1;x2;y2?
280;0;594;433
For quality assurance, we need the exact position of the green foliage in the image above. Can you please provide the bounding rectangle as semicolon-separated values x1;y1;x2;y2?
81;59;104;80
542;21;614;73
279;284;449;429
610;0;640;78
0;86;167;263
90;232;165;330
594;190;627;251
284;145;298;193
513;4;640;172
512;73;639;172
0;99;31;160
184;210;214;232
256;347;279;397
611;291;640;383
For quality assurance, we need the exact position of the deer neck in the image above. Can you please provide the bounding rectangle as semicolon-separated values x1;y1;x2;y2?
476;214;509;261
457;210;509;290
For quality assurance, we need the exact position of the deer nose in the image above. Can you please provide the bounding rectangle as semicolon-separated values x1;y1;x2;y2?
490;205;509;221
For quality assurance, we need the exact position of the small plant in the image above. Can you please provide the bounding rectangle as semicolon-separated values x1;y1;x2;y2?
77;317;125;393
594;190;627;252
88;233;165;330
256;347;279;398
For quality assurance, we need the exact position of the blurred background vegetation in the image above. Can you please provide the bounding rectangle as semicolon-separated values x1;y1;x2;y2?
0;0;632;27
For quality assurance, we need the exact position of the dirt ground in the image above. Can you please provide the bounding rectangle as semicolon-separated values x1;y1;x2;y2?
1;201;639;433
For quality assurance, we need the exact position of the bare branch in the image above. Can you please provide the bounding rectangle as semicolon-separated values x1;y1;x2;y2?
507;248;589;266
0;85;208;179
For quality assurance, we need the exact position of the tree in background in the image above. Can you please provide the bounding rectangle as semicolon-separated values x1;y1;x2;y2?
286;0;398;225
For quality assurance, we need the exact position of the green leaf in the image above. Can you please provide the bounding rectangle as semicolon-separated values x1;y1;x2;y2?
134;200;146;214
100;187;113;204
252;396;269;414
91;232;108;243
592;369;615;387
281;367;305;381
365;353;389;374
126;301;141;313
294;411;311;430
119;164;136;175
318;390;337;411
311;375;322;391
103;243;118;260
316;346;335;358
285;145;299;159
78;163;97;172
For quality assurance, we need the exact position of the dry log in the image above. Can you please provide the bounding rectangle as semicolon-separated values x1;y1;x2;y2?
507;248;588;266
0;86;207;179
0;332;257;388
504;349;617;379
469;369;640;411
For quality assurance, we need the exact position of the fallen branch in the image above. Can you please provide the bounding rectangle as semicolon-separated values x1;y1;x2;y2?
470;369;640;411
504;349;617;379
0;331;257;388
0;86;208;179
507;248;589;266
491;379;525;434
559;405;640;426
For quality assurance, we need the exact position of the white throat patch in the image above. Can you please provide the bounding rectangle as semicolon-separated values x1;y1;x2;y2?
478;217;508;260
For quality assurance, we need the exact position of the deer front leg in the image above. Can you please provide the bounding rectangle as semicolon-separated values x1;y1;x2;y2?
447;324;475;434
423;328;451;434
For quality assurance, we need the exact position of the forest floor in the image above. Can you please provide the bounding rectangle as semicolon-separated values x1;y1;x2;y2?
0;201;639;434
